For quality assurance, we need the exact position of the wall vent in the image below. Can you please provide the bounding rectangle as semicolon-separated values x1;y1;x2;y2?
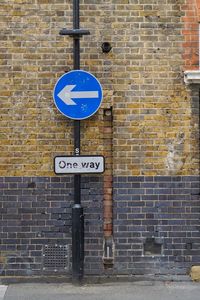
43;244;69;272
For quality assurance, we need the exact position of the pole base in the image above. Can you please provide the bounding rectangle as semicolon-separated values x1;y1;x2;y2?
72;204;84;283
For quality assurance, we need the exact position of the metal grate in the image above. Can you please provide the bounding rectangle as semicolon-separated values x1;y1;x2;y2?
43;244;69;271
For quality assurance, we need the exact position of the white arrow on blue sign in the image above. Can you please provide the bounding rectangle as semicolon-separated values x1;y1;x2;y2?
53;70;103;120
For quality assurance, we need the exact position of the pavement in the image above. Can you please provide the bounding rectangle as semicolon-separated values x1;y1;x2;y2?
1;281;200;300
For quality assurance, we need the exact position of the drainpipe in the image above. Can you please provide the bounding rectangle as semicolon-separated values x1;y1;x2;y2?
103;108;114;267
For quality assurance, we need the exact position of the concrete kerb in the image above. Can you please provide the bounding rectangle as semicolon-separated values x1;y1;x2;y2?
0;274;193;285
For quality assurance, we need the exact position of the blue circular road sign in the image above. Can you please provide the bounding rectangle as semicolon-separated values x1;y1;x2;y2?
53;70;103;120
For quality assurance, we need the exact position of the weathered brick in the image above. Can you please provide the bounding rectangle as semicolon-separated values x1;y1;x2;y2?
114;176;200;275
0;0;200;279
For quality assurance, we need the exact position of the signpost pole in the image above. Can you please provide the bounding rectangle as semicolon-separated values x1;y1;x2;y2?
72;0;84;284
58;0;103;284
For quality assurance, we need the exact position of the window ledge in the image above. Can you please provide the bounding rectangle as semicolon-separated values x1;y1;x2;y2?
184;70;200;84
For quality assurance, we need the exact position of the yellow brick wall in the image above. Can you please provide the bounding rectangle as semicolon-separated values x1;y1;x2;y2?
0;0;199;176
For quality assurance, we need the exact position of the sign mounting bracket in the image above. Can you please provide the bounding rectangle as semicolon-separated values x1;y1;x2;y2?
59;29;90;38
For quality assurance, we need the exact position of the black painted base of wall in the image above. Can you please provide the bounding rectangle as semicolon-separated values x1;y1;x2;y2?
0;176;104;277
113;176;200;276
0;176;199;278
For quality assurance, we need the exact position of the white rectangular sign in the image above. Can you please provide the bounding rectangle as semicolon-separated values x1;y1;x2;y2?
54;156;105;174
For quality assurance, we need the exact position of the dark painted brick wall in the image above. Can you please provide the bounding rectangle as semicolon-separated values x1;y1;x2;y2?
113;176;200;276
0;175;200;278
0;176;104;277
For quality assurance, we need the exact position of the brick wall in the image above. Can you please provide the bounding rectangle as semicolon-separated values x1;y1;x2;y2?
0;0;199;279
0;1;199;176
113;176;200;276
182;0;199;70
0;176;104;276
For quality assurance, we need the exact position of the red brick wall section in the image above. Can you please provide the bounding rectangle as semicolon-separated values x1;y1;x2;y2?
197;0;200;19
103;109;113;239
182;0;200;70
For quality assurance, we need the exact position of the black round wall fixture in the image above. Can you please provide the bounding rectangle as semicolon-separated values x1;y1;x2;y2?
101;42;112;53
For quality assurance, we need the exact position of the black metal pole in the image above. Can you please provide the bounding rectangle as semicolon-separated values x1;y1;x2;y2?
59;0;90;284
72;0;84;284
